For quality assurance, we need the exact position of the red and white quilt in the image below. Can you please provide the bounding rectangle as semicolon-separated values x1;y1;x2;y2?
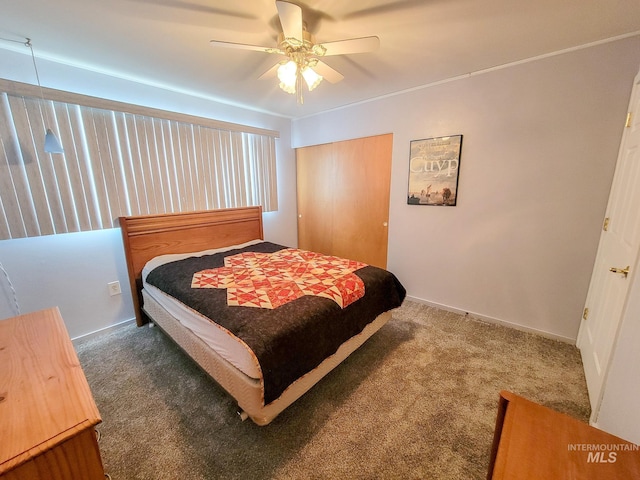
191;248;367;309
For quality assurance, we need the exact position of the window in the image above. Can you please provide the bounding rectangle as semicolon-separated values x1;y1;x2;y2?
0;81;278;240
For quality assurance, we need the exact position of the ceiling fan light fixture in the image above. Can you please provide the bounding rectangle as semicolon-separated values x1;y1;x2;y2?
277;60;297;94
302;67;322;91
276;59;323;103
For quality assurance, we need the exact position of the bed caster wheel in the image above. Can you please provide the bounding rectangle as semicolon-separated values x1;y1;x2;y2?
237;410;248;422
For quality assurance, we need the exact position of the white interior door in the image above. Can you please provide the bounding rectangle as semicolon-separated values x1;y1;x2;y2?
577;72;640;422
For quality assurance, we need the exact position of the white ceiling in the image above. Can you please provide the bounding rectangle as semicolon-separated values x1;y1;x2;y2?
2;0;640;119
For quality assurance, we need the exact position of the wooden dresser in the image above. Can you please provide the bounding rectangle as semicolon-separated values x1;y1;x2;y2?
488;391;640;479
0;307;105;480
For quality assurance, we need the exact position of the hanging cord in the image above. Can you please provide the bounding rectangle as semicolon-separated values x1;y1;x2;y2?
0;260;21;316
26;39;45;96
25;38;56;135
0;36;59;145
25;39;49;111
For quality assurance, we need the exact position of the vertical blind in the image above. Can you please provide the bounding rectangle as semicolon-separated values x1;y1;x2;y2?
0;91;278;240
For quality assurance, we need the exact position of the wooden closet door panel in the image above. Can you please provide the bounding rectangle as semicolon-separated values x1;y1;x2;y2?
296;134;392;268
332;134;392;268
296;142;335;255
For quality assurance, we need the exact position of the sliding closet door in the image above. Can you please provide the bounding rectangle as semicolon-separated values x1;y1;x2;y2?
296;134;392;268
296;142;336;256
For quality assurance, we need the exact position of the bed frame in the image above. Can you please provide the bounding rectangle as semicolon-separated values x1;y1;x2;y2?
119;207;392;425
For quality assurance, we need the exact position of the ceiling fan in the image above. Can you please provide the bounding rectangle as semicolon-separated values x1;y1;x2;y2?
209;1;380;104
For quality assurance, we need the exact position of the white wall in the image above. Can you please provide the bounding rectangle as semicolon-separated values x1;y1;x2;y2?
0;229;134;336
0;48;298;338
293;36;640;342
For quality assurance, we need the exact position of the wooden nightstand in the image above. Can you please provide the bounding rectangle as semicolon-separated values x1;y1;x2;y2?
0;307;105;480
488;391;640;479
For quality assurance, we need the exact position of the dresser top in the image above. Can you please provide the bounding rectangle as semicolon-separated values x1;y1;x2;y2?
490;391;640;479
0;307;101;473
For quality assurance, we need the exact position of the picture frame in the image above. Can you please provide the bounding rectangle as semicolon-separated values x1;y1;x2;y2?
407;135;463;206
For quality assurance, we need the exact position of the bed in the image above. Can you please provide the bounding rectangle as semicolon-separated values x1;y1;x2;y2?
119;206;406;425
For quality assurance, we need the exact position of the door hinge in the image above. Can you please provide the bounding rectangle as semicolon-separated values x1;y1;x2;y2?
583;307;589;320
603;217;610;231
626;112;632;128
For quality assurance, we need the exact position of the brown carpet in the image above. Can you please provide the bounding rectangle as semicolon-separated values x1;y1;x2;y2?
75;300;590;479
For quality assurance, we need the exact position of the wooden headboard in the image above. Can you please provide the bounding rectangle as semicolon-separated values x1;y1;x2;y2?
119;207;264;326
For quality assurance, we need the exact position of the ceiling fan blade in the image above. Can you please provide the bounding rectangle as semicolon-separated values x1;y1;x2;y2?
320;36;380;56
276;1;303;41
259;63;281;79
209;40;280;54
313;61;344;84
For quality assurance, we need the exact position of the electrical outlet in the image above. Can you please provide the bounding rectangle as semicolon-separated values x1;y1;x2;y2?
108;281;121;296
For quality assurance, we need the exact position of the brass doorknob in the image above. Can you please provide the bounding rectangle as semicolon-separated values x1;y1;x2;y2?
609;266;630;278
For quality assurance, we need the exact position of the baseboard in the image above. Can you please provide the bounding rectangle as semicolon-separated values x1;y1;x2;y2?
405;295;576;344
71;317;136;343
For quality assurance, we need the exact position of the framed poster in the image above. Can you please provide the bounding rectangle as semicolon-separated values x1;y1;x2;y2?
407;135;463;206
